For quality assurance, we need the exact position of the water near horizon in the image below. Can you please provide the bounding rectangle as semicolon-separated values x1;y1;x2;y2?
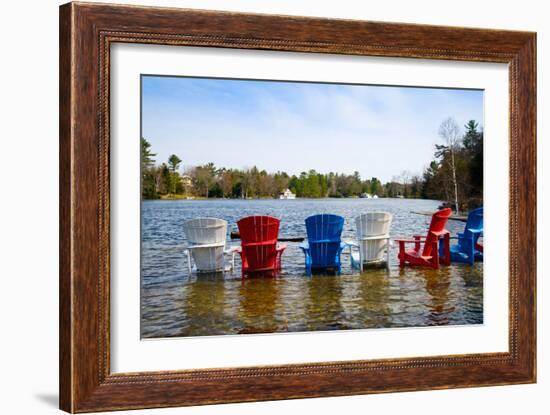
141;198;483;338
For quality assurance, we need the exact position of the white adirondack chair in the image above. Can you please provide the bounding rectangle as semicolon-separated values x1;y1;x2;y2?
183;218;230;273
348;212;393;269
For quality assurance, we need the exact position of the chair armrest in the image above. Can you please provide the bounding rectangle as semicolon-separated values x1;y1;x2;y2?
467;228;483;234
276;243;287;251
224;245;241;254
394;238;426;243
343;239;359;248
299;242;309;251
335;241;348;254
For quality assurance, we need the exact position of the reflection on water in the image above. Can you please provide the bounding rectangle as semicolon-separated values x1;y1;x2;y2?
141;198;483;338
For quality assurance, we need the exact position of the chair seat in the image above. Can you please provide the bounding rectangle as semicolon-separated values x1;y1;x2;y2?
449;244;462;254
446;240;483;264
405;249;433;261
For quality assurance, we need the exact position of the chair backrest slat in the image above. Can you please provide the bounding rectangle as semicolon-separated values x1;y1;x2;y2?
237;215;281;271
355;212;393;263
422;208;452;257
183;218;227;272
355;212;392;238
183;217;227;245
305;214;344;242
305;214;344;268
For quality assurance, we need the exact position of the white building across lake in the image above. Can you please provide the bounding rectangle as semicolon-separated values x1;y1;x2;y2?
279;188;296;199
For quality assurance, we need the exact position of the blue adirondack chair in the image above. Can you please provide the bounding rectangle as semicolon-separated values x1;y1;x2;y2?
439;207;483;265
299;214;346;274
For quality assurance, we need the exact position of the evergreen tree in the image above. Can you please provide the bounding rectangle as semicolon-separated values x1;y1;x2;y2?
167;154;182;172
141;137;158;199
463;120;480;151
141;137;156;168
370;177;382;196
463;120;483;199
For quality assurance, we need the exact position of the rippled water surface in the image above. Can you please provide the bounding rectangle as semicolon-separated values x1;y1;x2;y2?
141;198;483;338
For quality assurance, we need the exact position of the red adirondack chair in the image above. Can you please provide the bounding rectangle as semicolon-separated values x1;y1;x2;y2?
396;208;452;269
234;216;287;274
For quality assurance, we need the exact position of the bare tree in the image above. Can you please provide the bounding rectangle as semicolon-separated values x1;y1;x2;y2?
219;169;233;198
191;163;215;198
400;170;412;197
438;117;461;214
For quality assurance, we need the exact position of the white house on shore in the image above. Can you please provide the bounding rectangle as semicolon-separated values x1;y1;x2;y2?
279;188;296;199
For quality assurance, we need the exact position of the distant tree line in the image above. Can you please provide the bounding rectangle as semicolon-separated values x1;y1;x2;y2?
141;118;483;211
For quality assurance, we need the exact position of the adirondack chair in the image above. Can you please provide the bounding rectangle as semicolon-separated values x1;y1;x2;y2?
395;208;452;269
233;215;287;274
348;212;393;269
299;214;346;274
183;218;229;273
439;207;483;265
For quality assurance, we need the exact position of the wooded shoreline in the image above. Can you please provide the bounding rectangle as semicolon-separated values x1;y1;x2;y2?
141;118;483;211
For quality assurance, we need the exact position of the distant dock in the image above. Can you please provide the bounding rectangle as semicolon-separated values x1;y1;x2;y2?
230;231;304;242
411;211;467;222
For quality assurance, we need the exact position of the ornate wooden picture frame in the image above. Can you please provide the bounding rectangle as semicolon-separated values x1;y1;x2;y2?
59;2;536;412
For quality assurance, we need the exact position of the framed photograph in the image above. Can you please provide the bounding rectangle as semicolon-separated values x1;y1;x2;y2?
59;2;536;412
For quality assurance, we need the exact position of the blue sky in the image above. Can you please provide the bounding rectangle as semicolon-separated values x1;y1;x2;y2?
141;75;483;182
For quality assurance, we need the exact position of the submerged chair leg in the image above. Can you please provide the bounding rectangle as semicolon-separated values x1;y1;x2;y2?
432;241;440;270
386;238;391;270
184;249;192;275
414;236;421;252
303;251;312;275
232;251;236;272
398;241;405;267
442;233;451;266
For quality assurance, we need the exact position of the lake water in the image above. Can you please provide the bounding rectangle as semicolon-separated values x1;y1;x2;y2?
141;198;483;338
